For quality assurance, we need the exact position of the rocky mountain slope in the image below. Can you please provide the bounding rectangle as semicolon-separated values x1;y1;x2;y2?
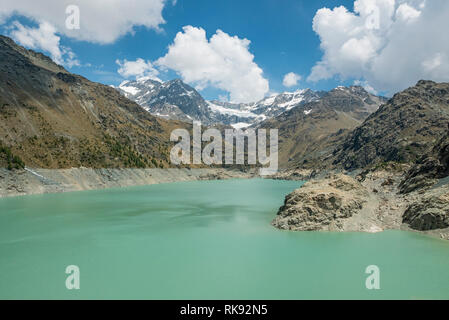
329;81;449;170
258;86;387;168
0;35;184;169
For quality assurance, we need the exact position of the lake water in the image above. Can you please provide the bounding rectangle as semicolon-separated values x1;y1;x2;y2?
0;178;449;299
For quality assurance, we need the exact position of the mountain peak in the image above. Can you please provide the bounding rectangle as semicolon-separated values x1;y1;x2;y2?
136;76;162;84
117;77;214;124
416;80;437;87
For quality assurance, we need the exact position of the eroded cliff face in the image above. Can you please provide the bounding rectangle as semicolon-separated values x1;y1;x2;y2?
400;131;449;194
403;190;449;231
397;130;449;233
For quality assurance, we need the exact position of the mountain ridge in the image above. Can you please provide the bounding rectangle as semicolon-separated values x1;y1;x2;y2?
117;77;385;128
328;80;449;170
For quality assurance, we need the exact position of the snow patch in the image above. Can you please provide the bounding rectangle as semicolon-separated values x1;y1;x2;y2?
119;85;139;96
261;96;276;106
231;122;252;129
207;102;258;118
278;96;305;110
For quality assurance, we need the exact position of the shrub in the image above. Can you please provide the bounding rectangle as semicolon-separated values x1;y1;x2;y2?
0;142;25;170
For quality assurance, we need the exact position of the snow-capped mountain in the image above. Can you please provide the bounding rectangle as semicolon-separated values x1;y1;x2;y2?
117;77;213;124
116;78;383;128
251;89;324;117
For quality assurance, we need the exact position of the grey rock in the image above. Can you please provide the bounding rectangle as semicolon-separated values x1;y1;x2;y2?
403;190;449;231
400;132;449;193
272;174;368;231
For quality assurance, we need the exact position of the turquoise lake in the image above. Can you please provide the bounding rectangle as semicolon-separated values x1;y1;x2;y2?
0;178;449;299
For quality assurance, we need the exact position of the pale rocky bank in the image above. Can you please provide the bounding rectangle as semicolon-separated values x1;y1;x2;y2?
271;169;449;240
0;167;254;198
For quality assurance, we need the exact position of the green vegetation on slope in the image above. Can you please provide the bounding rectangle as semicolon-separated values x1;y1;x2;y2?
0;141;25;170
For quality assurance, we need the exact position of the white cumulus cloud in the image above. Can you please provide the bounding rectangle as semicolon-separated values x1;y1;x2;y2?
116;58;161;81
283;72;302;87
396;3;421;22
156;26;269;103
0;0;166;44
10;21;79;67
308;0;449;94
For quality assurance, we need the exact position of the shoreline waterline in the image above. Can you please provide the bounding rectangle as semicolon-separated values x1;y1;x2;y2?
0;167;256;198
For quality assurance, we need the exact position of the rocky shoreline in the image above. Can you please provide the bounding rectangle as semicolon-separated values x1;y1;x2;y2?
271;168;449;240
0;167;255;198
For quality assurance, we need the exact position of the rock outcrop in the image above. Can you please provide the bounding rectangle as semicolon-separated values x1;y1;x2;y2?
271;168;319;181
403;189;449;231
272;174;369;231
399;132;449;193
273;168;449;240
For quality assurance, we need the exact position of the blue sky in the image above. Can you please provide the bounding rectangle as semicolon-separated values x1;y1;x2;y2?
0;0;354;100
1;0;448;101
72;0;356;98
